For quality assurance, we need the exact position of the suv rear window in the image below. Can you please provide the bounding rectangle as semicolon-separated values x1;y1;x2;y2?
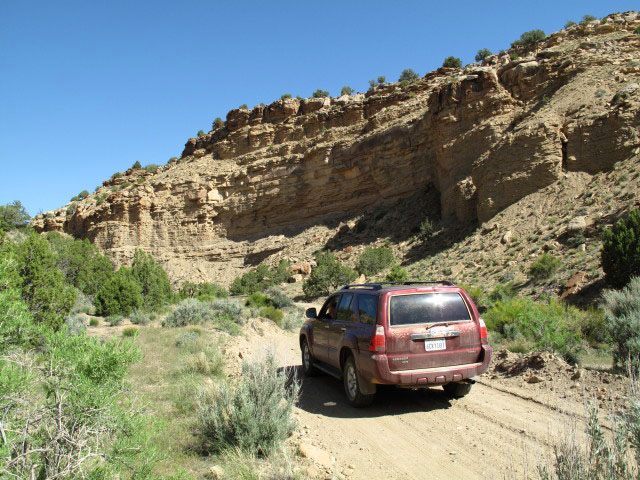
389;293;471;326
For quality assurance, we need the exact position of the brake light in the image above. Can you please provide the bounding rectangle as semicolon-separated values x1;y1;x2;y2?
479;318;488;341
369;325;386;352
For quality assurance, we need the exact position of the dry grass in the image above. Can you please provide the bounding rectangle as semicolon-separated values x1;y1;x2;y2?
126;326;218;476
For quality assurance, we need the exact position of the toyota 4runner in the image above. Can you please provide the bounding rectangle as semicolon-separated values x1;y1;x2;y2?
299;281;492;407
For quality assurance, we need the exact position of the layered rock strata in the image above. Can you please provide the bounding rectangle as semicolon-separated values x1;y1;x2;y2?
33;12;640;284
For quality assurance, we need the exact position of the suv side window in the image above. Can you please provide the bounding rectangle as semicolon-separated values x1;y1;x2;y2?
319;295;340;320
358;295;378;324
337;293;357;322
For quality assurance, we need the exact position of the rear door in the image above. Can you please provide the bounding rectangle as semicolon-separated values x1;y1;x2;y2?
384;290;482;371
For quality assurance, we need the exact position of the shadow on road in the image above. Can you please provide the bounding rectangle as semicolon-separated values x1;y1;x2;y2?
281;365;454;419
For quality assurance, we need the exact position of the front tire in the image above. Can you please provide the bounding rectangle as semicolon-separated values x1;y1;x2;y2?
301;338;318;377
443;381;473;398
343;356;375;407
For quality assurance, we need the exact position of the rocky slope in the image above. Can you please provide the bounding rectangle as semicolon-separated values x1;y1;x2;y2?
33;12;640;287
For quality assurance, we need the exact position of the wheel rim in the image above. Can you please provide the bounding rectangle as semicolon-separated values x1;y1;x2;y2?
346;364;357;399
303;343;310;370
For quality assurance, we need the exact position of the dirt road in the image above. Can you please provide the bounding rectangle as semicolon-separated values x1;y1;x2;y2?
226;319;624;480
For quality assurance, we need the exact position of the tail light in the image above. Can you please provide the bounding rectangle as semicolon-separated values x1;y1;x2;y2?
479;318;488;341
369;324;386;352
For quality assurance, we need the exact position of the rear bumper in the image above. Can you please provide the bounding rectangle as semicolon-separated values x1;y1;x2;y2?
361;344;492;386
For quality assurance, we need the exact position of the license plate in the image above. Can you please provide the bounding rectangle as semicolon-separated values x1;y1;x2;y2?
424;339;446;352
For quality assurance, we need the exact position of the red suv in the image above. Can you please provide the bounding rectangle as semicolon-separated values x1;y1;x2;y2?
299;282;492;407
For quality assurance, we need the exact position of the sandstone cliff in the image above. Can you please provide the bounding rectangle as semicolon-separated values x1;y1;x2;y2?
33;12;640;286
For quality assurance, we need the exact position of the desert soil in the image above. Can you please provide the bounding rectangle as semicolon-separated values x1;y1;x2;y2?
224;316;629;480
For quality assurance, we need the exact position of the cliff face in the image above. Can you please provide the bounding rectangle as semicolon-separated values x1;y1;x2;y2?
33;12;640;285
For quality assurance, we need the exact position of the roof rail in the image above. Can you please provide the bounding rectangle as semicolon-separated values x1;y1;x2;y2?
341;281;455;291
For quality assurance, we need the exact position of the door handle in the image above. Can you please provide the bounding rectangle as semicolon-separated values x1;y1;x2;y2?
340;327;347;331
324;325;330;329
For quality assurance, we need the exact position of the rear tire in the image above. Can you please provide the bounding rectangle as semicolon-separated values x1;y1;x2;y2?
443;381;473;398
343;356;375;407
301;338;318;377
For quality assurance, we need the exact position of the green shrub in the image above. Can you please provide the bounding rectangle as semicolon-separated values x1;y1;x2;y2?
442;56;462;68
245;292;270;308
70;290;94;315
459;284;488;312
212;117;224;129
511;29;546;49
66;203;77;215
357;247;394;276
368;79;376;88
265;287;293;309
602;277;640;370
311;89;329;98
576;308;610;347
129;308;151;325
260;306;284;327
564;20;576;28
131;249;173;309
601;208;640;288
70;195;80;202
282;312;303;331
489;282;517;303
132;160;142;169
528;253;561;281
196;354;298;455
184;345;224;376
581;14;597;23
95;267;143;317
64;314;86;336
107;314;123;326
163;298;214;327
634;27;640;34
341;86;354;96
197;129;205;137
303;251;357;297
509;51;520;61
0;301;147;479
175;330;201;348
229;260;290;295
475;48;493;62
0;200;30;232
122;326;138;337
144;163;159;173
484;297;583;363
239;104;248;110
418;218;435;240
398;68;419;83
112;172;122;179
385;264;409;282
538;400;640;480
280;93;292;100
377;76;386;84
179;281;228;301
89;318;99;327
15;233;77;330
210;299;244;318
46;232;115;297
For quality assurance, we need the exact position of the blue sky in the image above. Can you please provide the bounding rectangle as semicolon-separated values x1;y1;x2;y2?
1;0;637;216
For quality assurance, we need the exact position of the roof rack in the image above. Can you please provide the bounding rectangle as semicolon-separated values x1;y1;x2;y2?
341;281;455;291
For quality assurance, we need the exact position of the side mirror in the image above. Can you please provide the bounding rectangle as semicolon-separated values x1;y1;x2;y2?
306;308;317;319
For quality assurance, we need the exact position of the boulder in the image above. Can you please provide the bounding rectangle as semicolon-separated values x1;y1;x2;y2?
289;262;311;275
567;216;588;233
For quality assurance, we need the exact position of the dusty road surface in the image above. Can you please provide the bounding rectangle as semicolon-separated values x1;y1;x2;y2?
226;318;627;480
